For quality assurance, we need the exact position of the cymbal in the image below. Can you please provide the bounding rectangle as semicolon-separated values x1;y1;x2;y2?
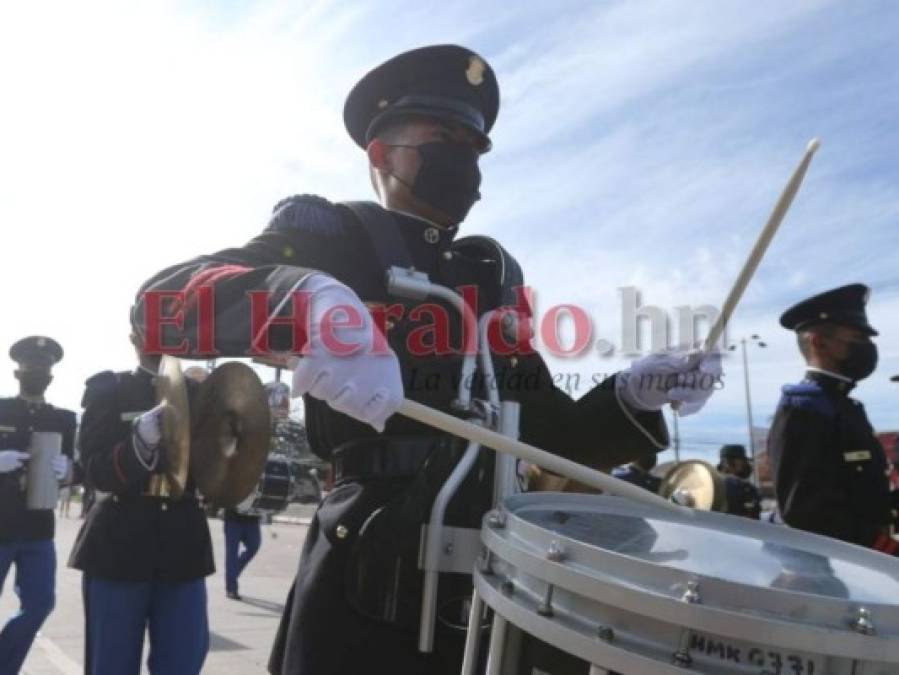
190;362;271;507
659;460;726;512
155;355;191;498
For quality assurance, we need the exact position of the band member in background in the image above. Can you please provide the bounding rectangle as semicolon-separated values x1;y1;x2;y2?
612;453;662;493
133;45;720;675
717;444;761;519
68;332;214;675
0;336;75;674
770;284;894;551
223;506;261;601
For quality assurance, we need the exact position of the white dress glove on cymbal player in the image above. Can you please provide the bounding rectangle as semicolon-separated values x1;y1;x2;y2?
0;450;29;473
52;454;70;481
291;274;403;432
618;351;722;417
132;402;165;470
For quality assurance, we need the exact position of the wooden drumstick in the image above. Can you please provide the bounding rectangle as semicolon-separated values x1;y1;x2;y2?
397;398;682;511
704;138;821;352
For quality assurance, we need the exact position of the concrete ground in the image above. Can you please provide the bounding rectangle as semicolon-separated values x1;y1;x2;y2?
0;505;316;675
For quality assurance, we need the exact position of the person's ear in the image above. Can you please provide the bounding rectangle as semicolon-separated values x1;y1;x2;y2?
367;139;390;172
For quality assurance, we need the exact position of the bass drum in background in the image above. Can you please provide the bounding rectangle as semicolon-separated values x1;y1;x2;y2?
235;455;292;516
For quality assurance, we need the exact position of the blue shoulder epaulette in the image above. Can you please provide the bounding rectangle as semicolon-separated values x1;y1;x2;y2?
81;370;118;408
777;380;834;417
266;194;345;236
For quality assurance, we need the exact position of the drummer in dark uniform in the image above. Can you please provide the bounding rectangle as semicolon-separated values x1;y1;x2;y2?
612;453;662;493
0;336;75;673
68;332;214;675
769;284;895;552
132;45;721;674
716;444;761;519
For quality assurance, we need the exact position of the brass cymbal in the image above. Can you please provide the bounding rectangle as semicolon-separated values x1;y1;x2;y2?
659;460;726;512
154;355;191;498
190;362;271;507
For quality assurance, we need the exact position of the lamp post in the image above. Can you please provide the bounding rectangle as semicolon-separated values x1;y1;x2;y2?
728;335;766;485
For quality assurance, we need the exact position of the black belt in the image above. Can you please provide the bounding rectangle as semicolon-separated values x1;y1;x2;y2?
332;435;460;483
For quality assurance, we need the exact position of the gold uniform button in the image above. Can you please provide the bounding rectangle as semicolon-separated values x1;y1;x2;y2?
424;227;440;244
161;502;169;511
856;466;863;473
335;524;349;539
510;357;519;368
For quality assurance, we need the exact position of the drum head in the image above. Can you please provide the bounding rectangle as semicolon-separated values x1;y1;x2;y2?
504;493;899;605
190;362;271;507
659;459;726;511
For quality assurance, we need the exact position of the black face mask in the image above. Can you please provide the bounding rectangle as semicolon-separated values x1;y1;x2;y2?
19;372;51;396
839;340;878;382
390;142;481;223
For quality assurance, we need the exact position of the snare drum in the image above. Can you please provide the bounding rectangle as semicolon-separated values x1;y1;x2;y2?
235;455;292;515
468;493;899;675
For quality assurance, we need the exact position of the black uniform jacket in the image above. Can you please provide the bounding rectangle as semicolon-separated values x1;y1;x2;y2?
722;475;761;519
68;369;214;583
133;195;669;673
0;397;76;541
133;195;668;469
769;370;891;547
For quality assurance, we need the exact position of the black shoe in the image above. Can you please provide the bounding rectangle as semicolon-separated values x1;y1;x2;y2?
226;591;242;601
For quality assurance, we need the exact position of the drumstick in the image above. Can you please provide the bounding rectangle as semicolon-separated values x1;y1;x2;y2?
704;138;821;352
397;398;683;512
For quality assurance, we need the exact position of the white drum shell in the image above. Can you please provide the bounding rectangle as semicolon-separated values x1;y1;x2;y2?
477;493;899;674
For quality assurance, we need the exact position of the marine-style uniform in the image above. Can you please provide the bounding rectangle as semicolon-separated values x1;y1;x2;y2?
611;464;662;493
0;397;75;673
769;370;891;547
133;191;668;674
722;475;761;519
69;368;214;675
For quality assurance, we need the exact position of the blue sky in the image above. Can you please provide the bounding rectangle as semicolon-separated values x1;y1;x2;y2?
1;1;898;464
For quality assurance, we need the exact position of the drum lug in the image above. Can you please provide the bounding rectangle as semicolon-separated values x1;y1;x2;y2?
479;549;494;575
681;579;701;604
850;607;876;636
596;625;615;643
486;510;507;529
672;580;701;668
546;541;566;563
500;578;514;596
537;583;555;617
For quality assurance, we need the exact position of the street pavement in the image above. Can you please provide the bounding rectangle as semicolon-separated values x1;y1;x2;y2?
0;505;316;675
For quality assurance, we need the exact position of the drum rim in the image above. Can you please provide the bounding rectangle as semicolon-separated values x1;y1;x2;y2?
482;492;899;661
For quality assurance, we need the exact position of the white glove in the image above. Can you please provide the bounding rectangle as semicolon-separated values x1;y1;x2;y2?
291;274;403;432
0;450;29;474
618;351;722;417
132;403;165;469
52;454;69;481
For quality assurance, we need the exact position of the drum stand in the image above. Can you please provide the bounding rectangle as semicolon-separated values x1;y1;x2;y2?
387;267;522;658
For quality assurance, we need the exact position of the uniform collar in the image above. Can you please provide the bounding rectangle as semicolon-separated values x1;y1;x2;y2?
388;208;458;247
17;394;45;407
805;368;855;395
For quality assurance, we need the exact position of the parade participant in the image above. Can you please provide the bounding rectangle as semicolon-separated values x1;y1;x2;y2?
0;336;75;674
612;453;662;493
716;444;761;519
68;332;214;675
770;284;894;551
223;506;261;601
132;44;721;674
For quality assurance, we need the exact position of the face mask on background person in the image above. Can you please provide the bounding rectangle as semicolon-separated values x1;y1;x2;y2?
837;339;878;382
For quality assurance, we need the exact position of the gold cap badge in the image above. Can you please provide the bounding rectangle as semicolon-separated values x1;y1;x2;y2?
466;56;485;86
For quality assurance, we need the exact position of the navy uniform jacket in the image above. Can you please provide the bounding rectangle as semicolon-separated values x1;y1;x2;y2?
611;465;662;493
133;196;668;674
769;371;891;547
68;369;214;583
0;397;76;542
723;475;761;519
